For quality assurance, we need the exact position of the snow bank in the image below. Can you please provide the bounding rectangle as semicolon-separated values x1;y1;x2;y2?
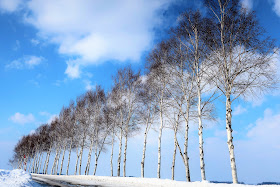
31;174;280;187
0;169;32;187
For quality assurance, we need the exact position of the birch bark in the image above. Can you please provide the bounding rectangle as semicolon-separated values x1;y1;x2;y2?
93;135;107;175
110;132;114;177
66;138;73;175
123;128;128;177
45;146;52;174
226;94;238;183
59;143;67;175
117;129;123;177
78;133;86;175
141;120;149;178
74;147;80;175
157;100;164;179
85;137;94;175
51;147;59;174
197;80;206;181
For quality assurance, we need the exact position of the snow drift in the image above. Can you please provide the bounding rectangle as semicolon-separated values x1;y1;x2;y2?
0;169;32;187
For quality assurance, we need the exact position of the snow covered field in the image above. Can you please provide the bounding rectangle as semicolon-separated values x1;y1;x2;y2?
1;169;279;187
31;173;280;187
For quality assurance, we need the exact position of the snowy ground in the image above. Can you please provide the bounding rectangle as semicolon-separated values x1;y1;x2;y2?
1;169;279;187
31;174;280;187
0;169;33;187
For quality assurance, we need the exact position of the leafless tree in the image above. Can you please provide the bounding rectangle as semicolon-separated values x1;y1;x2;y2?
137;79;158;178
171;10;218;181
146;41;173;179
74;94;88;175
111;66;141;177
204;0;278;183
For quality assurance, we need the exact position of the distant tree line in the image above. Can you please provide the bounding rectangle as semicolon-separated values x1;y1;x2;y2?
10;0;278;184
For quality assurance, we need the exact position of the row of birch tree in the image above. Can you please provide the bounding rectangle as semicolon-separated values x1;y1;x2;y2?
10;0;278;184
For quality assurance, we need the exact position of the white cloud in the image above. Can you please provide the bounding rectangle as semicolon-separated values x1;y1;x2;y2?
84;79;95;91
65;59;81;78
9;112;35;125
273;0;280;17
232;104;247;116
6;55;44;70
0;0;21;13
23;0;172;78
241;0;253;11
246;108;280;144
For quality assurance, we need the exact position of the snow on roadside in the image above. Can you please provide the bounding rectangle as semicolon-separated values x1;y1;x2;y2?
0;169;32;187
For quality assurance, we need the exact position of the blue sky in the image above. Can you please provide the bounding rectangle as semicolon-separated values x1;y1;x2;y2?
0;0;280;184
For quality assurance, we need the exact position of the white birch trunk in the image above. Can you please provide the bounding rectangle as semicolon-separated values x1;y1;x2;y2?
59;143;67;175
93;145;98;176
55;148;62;175
117;130;123;177
226;95;238;184
66;139;73;175
172;135;177;180
79;143;84;175
93;135;107;175
74;148;80;175
183;106;191;182
157;105;164;179
45;150;51;174
197;81;206;181
172;119;179;180
44;144;52;174
110;132;114;177
37;152;41;173
123;133;128;177
31;151;38;173
79;134;86;175
85;137;94;175
51;147;59;175
38;152;43;174
141;121;149;178
43;153;48;174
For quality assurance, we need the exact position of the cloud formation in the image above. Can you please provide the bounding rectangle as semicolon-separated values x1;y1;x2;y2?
273;0;280;17
0;0;21;13
232;104;247;116
6;55;44;70
9;113;35;125
84;79;95;91
23;0;172;78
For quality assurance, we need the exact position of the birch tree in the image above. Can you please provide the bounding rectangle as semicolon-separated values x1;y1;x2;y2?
163;38;196;182
137;79;158;178
64;101;76;175
106;92;119;176
204;0;278;183
171;10;218;181
146;41;173;179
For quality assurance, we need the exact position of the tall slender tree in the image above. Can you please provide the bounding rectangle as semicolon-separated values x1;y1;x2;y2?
204;0;278;183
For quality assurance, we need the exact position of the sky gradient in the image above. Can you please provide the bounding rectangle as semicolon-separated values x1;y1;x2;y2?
0;0;280;184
